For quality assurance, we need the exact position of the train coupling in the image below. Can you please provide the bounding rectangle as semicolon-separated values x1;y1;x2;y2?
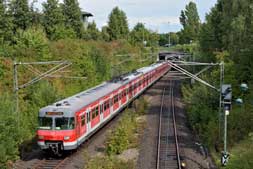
47;141;63;156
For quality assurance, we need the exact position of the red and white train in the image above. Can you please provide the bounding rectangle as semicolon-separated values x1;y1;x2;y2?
37;61;170;155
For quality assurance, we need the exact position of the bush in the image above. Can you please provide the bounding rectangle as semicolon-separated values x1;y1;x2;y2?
14;27;50;59
51;25;76;40
106;97;148;155
0;94;20;168
85;156;135;169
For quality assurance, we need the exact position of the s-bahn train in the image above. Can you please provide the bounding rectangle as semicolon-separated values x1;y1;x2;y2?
37;61;170;155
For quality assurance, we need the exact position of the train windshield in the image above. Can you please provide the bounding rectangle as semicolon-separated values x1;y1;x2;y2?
55;117;75;130
38;117;53;130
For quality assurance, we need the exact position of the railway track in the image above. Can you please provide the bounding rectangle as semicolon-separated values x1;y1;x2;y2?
31;157;70;169
156;80;183;169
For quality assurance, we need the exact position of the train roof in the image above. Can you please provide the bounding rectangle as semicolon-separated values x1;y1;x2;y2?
39;62;165;116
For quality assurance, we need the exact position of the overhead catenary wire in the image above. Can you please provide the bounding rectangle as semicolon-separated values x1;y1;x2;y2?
168;61;219;91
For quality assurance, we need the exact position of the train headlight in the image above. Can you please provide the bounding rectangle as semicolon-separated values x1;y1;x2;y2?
38;135;44;140
64;136;70;140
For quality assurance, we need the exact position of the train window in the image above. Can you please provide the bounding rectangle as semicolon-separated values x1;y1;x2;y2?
107;101;110;109
95;107;99;116
38;117;52;130
113;95;118;104
55;117;75;130
92;108;96;119
104;100;109;110
81;115;85;126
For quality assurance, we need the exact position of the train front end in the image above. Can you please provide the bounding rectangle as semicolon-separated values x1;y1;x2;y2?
37;108;77;156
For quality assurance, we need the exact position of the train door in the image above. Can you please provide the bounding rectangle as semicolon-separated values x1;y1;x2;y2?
119;90;122;106
86;109;91;133
121;89;127;104
128;84;133;99
100;101;104;122
76;115;81;140
126;87;129;101
110;95;113;114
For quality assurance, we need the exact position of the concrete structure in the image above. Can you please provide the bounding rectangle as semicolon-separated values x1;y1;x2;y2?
81;11;93;29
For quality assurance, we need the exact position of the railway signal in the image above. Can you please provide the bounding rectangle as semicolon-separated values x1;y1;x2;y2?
221;84;232;166
221;84;232;110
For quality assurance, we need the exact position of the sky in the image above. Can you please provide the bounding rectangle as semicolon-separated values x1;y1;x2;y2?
34;0;217;33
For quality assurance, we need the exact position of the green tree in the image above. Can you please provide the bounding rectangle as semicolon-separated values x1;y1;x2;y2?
42;0;66;40
30;0;43;27
63;0;83;38
179;1;201;44
101;26;110;41
11;0;30;30
130;23;148;44
83;21;101;40
0;0;13;43
108;7;129;40
14;27;50;59
159;32;179;46
0;93;19;168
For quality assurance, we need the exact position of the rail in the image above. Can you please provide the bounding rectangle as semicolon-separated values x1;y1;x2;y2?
156;81;182;169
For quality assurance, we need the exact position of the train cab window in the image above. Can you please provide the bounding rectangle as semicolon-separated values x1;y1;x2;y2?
38;117;52;130
81;115;85;126
55;117;75;130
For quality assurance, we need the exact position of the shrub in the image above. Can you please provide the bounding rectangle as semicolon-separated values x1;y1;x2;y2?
0;94;20;168
14;27;50;59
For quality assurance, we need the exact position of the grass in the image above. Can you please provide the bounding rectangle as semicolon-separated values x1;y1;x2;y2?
211;135;253;169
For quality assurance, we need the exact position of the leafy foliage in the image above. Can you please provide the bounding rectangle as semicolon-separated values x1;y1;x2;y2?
108;7;129;40
179;2;201;44
0;94;19;169
42;0;67;40
83;21;101;40
13;27;50;59
11;0;31;30
62;0;83;38
106;97;148;156
0;0;13;43
85;156;135;169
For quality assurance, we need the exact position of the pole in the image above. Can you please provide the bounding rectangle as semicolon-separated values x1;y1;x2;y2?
219;62;224;141
168;22;171;46
169;32;171;47
13;62;19;134
224;110;227;153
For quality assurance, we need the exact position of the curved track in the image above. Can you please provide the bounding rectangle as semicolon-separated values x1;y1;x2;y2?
156;80;183;169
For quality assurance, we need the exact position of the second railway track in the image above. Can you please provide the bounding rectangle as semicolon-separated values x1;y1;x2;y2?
156;80;183;169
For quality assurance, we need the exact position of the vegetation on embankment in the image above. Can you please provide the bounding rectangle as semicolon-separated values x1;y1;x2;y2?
85;97;148;169
180;43;253;168
177;0;253;168
0;31;153;168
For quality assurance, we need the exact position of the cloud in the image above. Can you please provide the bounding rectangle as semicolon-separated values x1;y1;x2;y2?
30;0;217;33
